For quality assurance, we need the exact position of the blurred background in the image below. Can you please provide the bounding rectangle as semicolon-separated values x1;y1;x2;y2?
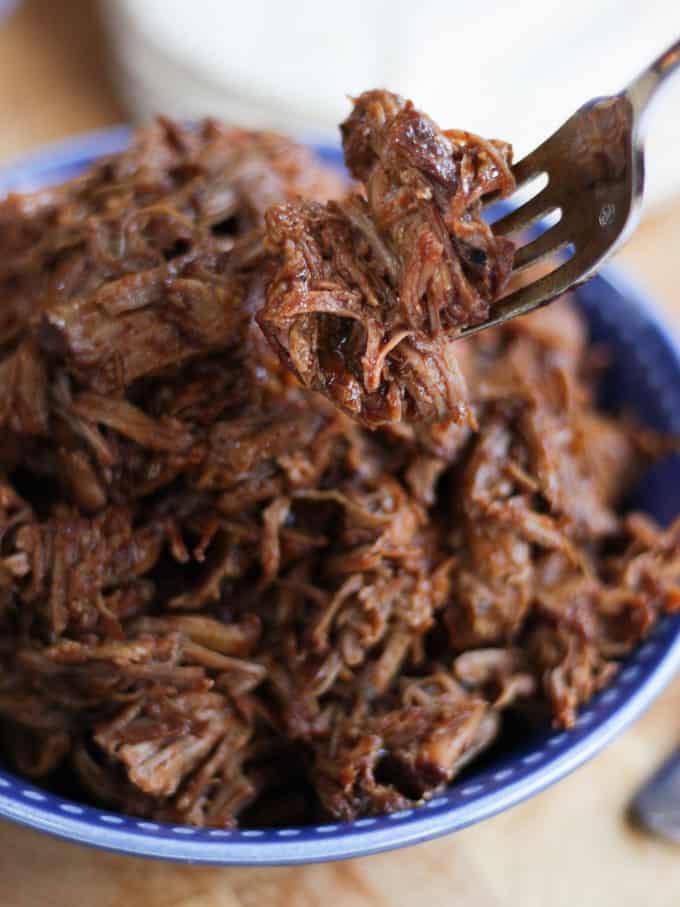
1;0;680;212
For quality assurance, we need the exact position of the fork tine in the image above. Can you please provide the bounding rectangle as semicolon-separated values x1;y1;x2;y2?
482;152;547;213
459;256;585;338
510;152;546;192
512;226;570;271
492;191;559;237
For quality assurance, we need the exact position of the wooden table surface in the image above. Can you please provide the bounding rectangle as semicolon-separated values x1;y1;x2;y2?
2;3;680;905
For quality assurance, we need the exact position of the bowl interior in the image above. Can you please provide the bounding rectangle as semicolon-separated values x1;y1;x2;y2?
1;135;680;864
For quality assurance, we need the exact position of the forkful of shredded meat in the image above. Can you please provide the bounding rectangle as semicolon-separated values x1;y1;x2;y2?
259;90;516;427
263;35;680;428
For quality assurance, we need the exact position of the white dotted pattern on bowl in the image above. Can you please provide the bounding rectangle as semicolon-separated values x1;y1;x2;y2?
59;804;84;815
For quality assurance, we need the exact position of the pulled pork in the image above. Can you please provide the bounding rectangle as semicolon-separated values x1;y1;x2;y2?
0;104;678;830
259;90;515;426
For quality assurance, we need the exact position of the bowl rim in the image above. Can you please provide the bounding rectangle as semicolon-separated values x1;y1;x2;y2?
1;127;680;865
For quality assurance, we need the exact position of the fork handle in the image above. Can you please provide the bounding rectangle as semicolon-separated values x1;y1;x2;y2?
627;37;680;120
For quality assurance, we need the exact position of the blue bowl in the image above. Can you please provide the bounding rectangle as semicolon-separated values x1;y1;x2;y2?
1;130;680;864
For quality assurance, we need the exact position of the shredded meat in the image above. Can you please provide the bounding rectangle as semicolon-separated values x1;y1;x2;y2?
0;101;678;829
259;90;515;426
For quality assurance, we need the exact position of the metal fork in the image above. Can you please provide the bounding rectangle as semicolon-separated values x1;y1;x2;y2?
460;37;680;338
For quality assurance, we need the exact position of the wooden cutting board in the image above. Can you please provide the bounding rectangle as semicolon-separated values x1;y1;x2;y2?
2;4;680;905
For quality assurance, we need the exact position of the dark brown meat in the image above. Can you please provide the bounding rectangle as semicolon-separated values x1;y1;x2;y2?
0;107;678;830
27;120;342;397
0;118;342;516
40;255;249;396
259;90;515;426
313;679;495;820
